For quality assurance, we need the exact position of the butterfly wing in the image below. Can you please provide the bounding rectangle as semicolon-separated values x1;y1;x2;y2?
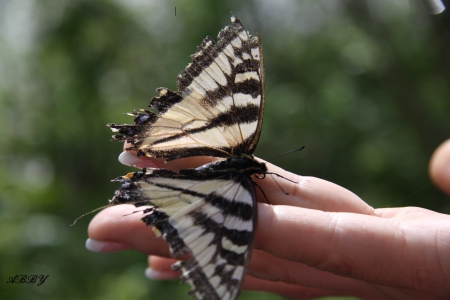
109;16;264;160
111;162;257;300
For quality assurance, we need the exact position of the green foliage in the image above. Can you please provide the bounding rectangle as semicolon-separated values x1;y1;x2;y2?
1;1;449;299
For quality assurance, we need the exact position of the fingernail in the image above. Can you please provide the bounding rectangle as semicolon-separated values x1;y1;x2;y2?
85;238;133;252
118;151;158;168
118;152;139;167
145;267;178;280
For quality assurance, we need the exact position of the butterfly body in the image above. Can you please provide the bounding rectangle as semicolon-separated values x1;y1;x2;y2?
108;16;265;300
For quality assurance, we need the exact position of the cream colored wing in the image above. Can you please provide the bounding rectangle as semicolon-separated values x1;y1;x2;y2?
109;16;264;161
110;159;259;300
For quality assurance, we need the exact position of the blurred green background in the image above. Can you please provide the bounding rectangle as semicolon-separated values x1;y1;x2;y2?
1;0;449;299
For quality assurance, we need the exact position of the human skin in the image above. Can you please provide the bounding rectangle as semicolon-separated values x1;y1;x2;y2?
87;139;450;299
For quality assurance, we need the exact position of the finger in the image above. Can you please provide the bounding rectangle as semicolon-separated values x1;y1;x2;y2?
260;160;373;214
255;204;446;292
118;151;217;170
87;205;171;257
88;205;390;297
242;276;338;299
121;142;217;170
88;204;379;294
247;249;376;298
148;255;177;273
118;151;166;168
430;139;450;195
89;191;373;265
89;204;440;293
117;151;373;214
146;256;179;280
146;255;349;299
148;249;378;298
89;198;373;270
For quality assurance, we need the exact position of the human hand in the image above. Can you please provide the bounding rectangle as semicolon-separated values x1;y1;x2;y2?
87;140;450;299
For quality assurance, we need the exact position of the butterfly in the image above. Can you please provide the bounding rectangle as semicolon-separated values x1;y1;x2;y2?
108;16;265;300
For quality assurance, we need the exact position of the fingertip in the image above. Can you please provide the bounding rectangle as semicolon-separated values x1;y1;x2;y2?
118;151;162;168
430;139;450;195
85;238;133;252
118;151;140;166
118;149;216;170
149;255;174;266
146;256;180;280
145;267;179;280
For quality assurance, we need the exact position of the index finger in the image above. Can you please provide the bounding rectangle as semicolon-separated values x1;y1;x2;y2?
116;150;373;215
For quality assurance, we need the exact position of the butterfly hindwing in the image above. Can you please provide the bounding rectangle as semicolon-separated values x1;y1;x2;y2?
111;157;264;300
108;16;264;161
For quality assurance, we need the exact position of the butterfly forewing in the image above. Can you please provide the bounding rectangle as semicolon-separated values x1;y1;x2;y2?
111;160;259;300
109;16;264;161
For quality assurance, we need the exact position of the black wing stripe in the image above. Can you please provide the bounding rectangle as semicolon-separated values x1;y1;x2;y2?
142;207;246;300
151;104;260;145
189;210;252;247
146;182;254;220
111;169;255;218
178;18;245;91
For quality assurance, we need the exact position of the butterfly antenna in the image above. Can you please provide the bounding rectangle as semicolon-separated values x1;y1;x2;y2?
268;146;305;162
123;208;148;217
70;204;113;226
253;179;270;204
267;172;298;184
270;173;289;195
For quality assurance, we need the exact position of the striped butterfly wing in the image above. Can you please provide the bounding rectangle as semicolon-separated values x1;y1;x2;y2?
111;157;263;300
109;16;264;160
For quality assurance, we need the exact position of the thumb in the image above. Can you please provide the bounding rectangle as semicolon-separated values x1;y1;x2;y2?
430;139;450;195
